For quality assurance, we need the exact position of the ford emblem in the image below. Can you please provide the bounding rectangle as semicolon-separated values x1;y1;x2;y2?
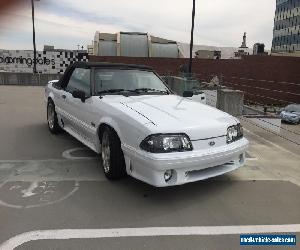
209;141;215;146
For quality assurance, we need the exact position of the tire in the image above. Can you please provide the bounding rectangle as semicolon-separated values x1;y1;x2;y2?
101;127;126;180
47;99;60;134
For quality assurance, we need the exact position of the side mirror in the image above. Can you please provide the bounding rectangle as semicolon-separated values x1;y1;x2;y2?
183;91;194;98
72;90;86;102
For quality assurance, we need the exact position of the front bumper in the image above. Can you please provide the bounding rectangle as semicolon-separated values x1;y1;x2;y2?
281;116;299;123
122;138;249;187
280;112;299;124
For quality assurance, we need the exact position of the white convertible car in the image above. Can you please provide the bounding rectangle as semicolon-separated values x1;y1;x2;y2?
45;62;248;187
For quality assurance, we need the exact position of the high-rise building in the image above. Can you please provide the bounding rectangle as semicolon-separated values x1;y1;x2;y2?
272;0;300;54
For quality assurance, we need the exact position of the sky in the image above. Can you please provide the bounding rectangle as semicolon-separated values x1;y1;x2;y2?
0;0;276;51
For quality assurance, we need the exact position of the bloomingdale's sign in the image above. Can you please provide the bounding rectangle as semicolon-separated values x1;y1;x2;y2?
0;56;55;67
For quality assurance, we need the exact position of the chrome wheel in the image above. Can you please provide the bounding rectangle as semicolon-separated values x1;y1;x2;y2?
47;102;55;130
102;131;111;173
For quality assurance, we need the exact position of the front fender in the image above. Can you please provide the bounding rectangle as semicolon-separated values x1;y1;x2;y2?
97;114;150;152
47;91;55;102
45;84;55;105
97;116;124;143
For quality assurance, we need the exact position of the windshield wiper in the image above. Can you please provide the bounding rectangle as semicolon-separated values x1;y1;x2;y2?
97;89;127;94
132;88;169;94
97;88;170;97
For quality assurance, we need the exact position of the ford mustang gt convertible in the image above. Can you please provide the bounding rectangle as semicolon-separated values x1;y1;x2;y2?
45;62;249;187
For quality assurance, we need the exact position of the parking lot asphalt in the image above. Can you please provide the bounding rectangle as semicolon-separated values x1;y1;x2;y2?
0;86;299;250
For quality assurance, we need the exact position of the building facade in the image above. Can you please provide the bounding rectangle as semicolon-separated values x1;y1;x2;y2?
0;46;88;74
195;50;221;59
91;31;181;58
91;31;254;59
272;0;300;53
253;43;267;55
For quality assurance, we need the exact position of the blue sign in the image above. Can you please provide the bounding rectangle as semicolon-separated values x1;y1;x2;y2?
240;234;296;246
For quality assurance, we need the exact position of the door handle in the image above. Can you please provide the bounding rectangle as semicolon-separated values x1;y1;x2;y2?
62;94;66;99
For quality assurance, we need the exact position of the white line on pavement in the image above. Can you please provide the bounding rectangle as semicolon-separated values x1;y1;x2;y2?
1;224;300;250
0;158;95;164
0;158;106;182
21;182;39;197
0;181;80;209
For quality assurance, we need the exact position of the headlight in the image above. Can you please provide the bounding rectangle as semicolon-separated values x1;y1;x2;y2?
227;124;243;144
140;133;193;153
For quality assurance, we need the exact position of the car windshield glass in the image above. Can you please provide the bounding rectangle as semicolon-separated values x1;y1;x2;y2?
285;105;300;112
95;69;170;95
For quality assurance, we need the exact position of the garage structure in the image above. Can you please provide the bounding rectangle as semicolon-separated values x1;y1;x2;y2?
90;31;181;58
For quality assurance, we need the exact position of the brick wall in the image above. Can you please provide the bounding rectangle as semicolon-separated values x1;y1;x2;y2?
89;55;300;105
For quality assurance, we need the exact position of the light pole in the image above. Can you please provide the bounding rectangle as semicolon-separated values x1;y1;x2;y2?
188;0;196;76
31;0;38;74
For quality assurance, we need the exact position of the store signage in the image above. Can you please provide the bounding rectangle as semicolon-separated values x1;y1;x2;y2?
0;56;55;66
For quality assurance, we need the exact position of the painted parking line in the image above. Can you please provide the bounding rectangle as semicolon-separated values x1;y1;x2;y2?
0;180;80;209
1;224;300;250
0;158;106;182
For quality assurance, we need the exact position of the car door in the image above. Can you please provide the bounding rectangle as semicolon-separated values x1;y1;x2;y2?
62;68;97;147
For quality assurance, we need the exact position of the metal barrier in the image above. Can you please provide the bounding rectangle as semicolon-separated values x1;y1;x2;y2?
0;72;61;86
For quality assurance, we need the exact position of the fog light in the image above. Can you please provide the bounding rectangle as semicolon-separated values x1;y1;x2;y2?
164;170;173;182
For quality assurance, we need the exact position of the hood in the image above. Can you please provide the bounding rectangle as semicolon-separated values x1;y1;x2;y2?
281;111;300;118
109;95;237;140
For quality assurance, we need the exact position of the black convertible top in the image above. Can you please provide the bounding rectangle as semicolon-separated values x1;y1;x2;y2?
69;61;152;70
59;61;154;88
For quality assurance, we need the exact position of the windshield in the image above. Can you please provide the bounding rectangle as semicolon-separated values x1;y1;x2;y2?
285;105;300;112
95;69;170;94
